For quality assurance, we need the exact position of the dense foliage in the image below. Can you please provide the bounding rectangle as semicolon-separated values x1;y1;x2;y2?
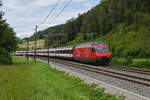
0;1;17;64
29;0;150;58
110;58;150;69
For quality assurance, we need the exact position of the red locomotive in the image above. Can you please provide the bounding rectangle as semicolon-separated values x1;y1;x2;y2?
73;42;111;64
16;42;111;65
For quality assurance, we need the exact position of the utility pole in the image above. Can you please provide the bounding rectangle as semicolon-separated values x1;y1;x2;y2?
59;36;61;47
26;39;29;62
34;25;38;64
47;33;50;65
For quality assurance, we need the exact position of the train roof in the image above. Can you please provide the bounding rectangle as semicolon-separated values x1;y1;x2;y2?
76;42;107;47
54;46;74;50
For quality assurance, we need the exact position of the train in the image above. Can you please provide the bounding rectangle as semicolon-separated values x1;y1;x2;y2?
16;42;111;65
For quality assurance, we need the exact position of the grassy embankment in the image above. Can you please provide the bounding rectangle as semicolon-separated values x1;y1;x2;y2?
0;57;124;100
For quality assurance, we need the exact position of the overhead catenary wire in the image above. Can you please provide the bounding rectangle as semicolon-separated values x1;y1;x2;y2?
48;0;72;26
32;0;73;64
37;0;72;39
40;0;61;25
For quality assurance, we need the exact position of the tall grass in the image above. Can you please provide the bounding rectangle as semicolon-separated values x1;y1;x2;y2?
0;58;124;100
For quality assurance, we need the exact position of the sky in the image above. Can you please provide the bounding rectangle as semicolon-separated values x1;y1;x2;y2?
1;0;100;39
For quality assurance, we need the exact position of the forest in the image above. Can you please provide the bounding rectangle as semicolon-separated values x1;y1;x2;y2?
25;0;150;58
0;1;17;64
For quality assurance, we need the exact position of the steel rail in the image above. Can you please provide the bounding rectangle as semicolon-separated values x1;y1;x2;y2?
106;65;150;76
36;57;150;87
52;59;150;87
49;58;150;82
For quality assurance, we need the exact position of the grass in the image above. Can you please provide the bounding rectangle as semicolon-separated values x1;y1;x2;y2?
0;57;124;100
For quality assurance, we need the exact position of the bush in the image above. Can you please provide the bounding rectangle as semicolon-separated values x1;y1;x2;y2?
111;57;150;68
110;58;127;66
145;59;150;67
124;56;133;66
111;57;134;67
110;58;118;65
0;47;12;64
131;59;150;68
114;46;125;57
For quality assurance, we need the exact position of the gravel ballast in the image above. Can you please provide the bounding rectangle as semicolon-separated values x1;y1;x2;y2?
36;58;150;100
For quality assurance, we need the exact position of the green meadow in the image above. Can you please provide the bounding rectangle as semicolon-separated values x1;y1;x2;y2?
0;58;123;100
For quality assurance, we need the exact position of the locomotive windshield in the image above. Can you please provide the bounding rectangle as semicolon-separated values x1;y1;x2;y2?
96;47;109;52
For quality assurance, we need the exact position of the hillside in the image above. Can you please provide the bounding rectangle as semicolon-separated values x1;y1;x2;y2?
25;0;150;58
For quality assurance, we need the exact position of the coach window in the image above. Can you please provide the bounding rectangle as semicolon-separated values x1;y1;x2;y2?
62;50;64;54
64;50;67;54
68;50;72;53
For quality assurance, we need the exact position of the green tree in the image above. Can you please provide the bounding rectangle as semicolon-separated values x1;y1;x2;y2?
0;1;17;64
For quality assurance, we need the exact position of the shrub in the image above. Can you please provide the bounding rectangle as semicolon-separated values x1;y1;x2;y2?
131;59;150;68
110;58;118;65
124;56;133;66
114;46;124;57
144;59;150;67
110;58;127;66
0;47;12;64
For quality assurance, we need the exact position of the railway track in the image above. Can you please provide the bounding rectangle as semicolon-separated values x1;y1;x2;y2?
16;56;150;99
35;56;150;87
106;65;150;76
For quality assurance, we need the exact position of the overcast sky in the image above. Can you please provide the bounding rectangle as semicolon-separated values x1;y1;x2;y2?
1;0;100;39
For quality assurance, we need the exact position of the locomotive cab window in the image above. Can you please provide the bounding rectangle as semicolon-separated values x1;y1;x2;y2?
92;48;96;52
96;47;109;52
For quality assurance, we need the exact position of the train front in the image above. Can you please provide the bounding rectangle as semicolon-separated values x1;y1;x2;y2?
95;45;111;64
